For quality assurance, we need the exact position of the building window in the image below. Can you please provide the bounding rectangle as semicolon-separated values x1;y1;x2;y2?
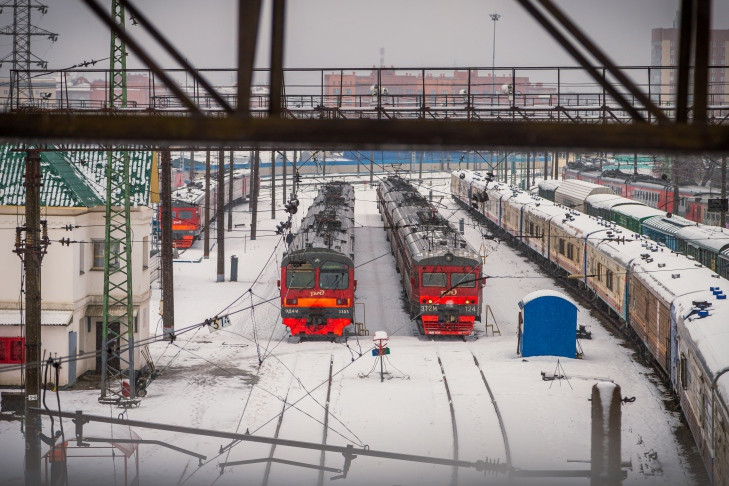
143;236;149;269
92;239;119;270
0;337;25;364
79;243;85;275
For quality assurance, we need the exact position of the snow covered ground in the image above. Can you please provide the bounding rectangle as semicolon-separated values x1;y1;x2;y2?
0;173;701;486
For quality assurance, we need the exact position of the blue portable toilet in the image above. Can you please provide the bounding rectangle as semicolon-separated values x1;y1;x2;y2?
518;290;578;358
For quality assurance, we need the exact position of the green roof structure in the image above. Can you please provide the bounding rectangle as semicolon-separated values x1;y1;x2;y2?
0;145;155;208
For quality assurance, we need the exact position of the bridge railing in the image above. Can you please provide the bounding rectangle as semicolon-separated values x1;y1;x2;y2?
3;65;728;123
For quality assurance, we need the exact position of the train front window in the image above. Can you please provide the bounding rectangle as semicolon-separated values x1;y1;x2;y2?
422;272;446;287
320;261;349;290
451;273;476;288
178;210;195;219
286;263;315;289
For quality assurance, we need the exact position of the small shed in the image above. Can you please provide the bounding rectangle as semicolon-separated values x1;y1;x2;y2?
518;290;578;358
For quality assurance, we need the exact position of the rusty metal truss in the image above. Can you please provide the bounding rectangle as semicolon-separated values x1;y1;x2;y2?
0;0;727;154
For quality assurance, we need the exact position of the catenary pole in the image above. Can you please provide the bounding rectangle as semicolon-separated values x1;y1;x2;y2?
228;149;233;232
160;150;174;337
17;149;44;486
204;150;210;258
251;149;259;240
217;150;225;282
271;150;276;219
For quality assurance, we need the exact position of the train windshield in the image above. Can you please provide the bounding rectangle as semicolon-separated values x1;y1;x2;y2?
451;273;476;288
178;210;195;219
320;261;349;289
286;263;315;289
422;272;446;287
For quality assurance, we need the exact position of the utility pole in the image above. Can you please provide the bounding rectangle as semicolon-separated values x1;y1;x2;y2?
282;150;287;203
189;150;195;182
100;0;135;404
250;149;259;240
721;155;726;228
271;150;276;219
160;150;174;338
14;149;49;486
672;157;680;217
292;150;297;195
0;0;57;107
370;150;374;184
228;150;233;231
217;150;225;282
204;150;210;258
419;151;423;181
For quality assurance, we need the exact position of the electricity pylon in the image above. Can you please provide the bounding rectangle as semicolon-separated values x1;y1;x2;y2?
100;0;136;404
0;0;57;106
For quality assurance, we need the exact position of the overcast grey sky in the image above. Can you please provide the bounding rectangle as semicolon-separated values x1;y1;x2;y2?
2;0;729;74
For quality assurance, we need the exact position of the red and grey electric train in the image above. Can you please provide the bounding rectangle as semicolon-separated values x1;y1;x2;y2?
279;182;356;336
377;176;484;335
163;170;250;249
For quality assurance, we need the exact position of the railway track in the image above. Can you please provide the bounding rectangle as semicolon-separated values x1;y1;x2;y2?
435;348;511;485
261;352;336;486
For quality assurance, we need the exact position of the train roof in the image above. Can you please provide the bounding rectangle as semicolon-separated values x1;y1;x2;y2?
537;180;562;191
641;215;695;235
554;179;612;208
630;242;722;305
584;193;643;210
675;225;729;253
609;204;665;221
384;176;481;266
286;182;355;260
673;288;729;391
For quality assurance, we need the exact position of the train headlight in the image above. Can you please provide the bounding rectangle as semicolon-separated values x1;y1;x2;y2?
428;299;433;304
336;298;347;306
465;300;470;304
285;298;298;305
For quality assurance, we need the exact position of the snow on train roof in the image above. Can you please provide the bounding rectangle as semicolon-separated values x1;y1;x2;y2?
642;214;694;234
537;179;561;191
630;243;722;304
675;225;729;253
554;179;612;202
610;204;665;220
673;289;729;394
584;193;642;210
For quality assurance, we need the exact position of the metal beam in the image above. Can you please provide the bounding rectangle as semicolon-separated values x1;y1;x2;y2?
676;0;694;123
269;0;285;117
237;0;262;116
537;0;668;123
80;0;201;114
692;0;711;123
119;0;233;113
1;114;728;153
515;0;646;123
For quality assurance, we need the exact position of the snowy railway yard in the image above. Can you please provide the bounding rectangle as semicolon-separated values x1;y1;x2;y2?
1;174;702;486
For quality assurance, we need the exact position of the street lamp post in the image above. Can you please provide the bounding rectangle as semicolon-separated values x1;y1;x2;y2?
490;13;501;106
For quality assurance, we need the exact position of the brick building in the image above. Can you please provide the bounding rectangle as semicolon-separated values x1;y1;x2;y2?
651;14;729;106
324;69;555;107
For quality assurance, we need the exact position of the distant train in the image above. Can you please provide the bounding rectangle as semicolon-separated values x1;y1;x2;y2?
452;169;729;484
536;177;729;280
279;182;356;336
162;170;250;249
378;176;483;335
563;163;724;227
